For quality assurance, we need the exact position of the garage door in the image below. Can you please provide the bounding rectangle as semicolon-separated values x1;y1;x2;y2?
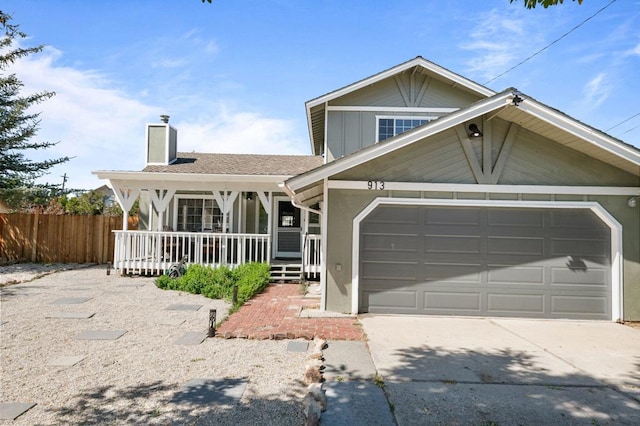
359;206;611;319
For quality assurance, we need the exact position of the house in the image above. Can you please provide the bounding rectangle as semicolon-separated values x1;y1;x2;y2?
94;57;640;321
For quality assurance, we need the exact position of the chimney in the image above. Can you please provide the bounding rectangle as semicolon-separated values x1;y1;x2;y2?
145;115;178;165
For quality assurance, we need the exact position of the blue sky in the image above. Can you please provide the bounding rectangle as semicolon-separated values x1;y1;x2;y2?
3;0;639;190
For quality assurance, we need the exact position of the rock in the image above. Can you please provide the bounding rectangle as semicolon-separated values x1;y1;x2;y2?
303;393;322;424
308;383;327;412
304;365;323;384
305;358;323;369
307;351;323;360
313;337;327;351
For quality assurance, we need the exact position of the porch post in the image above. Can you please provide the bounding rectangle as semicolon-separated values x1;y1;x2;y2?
149;189;175;231
256;191;272;262
110;184;140;231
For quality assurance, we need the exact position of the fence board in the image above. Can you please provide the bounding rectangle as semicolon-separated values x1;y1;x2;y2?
0;213;138;264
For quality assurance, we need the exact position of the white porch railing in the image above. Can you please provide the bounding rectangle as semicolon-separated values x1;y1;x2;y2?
303;234;322;279
113;231;270;275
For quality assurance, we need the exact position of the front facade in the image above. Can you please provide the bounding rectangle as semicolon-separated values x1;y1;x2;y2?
96;57;640;321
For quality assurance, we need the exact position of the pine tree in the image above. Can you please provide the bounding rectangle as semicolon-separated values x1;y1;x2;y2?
0;11;69;210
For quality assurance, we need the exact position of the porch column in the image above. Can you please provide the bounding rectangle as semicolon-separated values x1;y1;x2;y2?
212;190;239;232
110;183;140;230
148;189;176;231
256;191;272;261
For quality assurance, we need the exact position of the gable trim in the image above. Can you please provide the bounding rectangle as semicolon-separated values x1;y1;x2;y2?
327;180;640;196
326;106;459;113
306;57;495;110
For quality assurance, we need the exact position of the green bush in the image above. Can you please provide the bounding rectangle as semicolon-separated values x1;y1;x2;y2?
154;262;271;310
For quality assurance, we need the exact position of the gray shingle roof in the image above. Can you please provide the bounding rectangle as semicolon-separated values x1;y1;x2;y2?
142;153;323;176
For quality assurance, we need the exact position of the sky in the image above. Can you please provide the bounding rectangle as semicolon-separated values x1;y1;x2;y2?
2;0;639;191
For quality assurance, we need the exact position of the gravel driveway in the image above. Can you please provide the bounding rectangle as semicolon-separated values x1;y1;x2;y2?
0;265;308;424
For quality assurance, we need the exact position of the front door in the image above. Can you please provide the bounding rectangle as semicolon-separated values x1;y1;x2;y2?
275;198;302;258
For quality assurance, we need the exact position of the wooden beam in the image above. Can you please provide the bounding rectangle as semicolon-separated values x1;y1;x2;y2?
491;123;520;184
394;75;411;107
455;125;485;184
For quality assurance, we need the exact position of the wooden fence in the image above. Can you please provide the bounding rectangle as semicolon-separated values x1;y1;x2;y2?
0;213;138;264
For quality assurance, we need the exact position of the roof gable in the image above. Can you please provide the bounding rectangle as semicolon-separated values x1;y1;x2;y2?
306;57;496;156
288;88;640;204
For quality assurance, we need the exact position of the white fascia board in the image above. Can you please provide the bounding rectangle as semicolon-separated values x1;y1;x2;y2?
306;57;495;110
289;93;512;192
328;180;640;196
92;171;292;184
518;100;640;166
326;106;459;113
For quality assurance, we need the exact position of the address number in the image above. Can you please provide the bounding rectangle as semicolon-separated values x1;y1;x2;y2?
367;180;385;190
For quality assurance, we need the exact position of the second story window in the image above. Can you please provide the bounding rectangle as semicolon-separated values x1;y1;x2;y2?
378;117;431;142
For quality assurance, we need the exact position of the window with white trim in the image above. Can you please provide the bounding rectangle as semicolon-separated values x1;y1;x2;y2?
377;117;431;142
176;197;224;232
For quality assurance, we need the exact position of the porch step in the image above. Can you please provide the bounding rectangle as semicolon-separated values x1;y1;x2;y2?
270;263;302;283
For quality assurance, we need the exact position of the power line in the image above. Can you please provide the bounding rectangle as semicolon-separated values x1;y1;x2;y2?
606;111;640;132
484;0;617;85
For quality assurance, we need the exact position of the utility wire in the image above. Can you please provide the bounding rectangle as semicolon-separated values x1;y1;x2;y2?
606;111;640;132
484;0;617;85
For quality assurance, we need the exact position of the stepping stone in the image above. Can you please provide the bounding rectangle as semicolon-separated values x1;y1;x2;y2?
174;331;207;345
74;330;127;340
160;318;185;326
171;378;247;405
51;297;91;305
0;402;36;420
165;304;202;311
46;312;95;319
287;341;309;352
48;355;85;366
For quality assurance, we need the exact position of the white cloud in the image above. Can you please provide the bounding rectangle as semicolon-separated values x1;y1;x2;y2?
583;73;612;109
460;8;531;82
176;104;307;156
7;43;307;190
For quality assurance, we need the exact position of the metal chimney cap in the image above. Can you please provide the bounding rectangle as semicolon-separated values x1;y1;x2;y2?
160;114;170;123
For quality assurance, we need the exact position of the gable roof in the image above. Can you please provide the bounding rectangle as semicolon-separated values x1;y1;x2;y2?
305;56;497;155
287;88;640;205
142;153;322;176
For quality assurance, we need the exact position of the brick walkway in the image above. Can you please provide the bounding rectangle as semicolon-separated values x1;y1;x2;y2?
216;284;365;341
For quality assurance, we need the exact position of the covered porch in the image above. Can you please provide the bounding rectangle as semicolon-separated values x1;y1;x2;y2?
93;171;322;278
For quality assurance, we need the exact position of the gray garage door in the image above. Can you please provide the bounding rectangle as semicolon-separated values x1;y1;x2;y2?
359;206;611;320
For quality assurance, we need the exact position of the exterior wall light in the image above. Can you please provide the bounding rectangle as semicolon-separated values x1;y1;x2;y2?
468;123;483;138
628;197;639;208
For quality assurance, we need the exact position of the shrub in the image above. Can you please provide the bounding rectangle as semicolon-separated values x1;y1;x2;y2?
154;262;271;310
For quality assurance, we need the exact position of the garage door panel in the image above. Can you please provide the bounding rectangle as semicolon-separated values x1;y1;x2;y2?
488;209;544;228
363;289;418;311
425;208;480;225
487;293;545;314
424;263;482;283
361;233;418;253
360;206;611;319
366;206;419;224
551;267;608;286
551;238;609;258
487;265;544;284
361;261;417;280
424;292;481;311
425;235;481;254
551;295;608;317
488;236;544;256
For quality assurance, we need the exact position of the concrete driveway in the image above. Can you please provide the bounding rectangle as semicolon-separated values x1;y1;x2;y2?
360;315;640;425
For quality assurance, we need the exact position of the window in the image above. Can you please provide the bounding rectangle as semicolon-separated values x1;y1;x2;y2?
177;198;223;232
378;117;431;142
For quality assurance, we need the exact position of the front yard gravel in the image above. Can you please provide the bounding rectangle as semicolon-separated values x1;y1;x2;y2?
0;266;307;424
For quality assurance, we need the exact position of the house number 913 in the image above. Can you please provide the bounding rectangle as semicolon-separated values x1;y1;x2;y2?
367;180;385;190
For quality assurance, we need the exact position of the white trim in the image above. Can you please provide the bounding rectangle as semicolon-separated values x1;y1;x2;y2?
290;93;514;192
376;115;435;143
306;57;495;110
273;196;303;258
93;171;294;183
518;100;640;166
328;106;459;113
327;180;640;196
320;178;329;311
351;197;623;321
